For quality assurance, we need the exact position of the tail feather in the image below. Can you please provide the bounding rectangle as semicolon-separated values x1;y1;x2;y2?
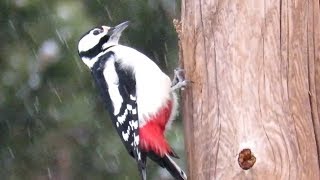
162;154;187;180
137;152;147;180
138;167;146;180
147;151;187;180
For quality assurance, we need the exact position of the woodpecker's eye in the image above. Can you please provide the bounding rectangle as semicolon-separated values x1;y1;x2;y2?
93;29;101;35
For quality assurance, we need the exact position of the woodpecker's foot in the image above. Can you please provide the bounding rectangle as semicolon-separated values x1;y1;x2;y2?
171;68;190;91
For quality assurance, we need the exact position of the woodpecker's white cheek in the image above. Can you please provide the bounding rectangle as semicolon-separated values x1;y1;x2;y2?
103;59;123;115
78;32;108;52
78;35;98;52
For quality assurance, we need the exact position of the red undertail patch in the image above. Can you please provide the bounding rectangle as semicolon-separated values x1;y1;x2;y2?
139;100;173;157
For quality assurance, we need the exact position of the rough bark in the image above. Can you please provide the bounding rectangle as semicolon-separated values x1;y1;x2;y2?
180;0;320;179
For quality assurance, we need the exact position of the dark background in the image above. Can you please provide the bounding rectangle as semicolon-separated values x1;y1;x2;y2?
0;0;185;179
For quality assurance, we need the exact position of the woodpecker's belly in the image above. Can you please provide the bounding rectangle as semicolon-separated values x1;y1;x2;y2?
139;99;174;156
135;72;177;156
135;71;172;125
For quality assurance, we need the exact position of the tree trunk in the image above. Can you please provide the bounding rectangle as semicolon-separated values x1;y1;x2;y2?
179;0;320;179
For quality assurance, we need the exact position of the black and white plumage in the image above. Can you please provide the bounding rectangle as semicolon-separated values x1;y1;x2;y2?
77;21;187;180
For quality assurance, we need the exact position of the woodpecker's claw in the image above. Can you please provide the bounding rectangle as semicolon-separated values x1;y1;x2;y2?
171;68;190;91
171;80;191;91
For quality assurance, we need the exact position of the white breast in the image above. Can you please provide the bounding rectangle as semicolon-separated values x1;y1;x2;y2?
109;45;173;126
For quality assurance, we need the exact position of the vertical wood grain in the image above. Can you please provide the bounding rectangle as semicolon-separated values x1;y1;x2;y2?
180;0;320;179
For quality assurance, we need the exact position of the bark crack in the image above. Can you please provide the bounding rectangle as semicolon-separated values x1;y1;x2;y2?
306;0;320;168
314;0;320;168
277;0;291;178
199;1;220;178
198;0;222;176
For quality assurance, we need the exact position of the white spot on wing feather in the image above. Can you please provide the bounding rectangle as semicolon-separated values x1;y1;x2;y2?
117;109;127;124
130;94;136;100
127;104;132;110
129;120;138;130
122;127;131;141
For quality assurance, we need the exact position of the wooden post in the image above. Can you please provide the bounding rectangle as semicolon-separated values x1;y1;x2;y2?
179;0;320;179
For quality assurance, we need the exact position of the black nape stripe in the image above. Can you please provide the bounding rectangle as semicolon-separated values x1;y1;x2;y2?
79;35;111;59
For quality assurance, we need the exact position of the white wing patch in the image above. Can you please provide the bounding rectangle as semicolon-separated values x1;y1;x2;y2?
103;59;123;115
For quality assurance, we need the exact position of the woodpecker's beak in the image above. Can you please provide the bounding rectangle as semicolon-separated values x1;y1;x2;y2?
111;21;130;35
102;21;129;45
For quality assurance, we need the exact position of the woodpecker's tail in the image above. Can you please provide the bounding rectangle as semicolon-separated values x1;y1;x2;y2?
148;151;187;180
137;153;147;180
162;154;187;180
138;166;146;180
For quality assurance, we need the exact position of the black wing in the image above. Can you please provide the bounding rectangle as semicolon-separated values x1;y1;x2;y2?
91;52;144;173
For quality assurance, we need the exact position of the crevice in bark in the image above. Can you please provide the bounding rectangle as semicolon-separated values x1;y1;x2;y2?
199;1;217;178
198;0;210;101
280;1;293;178
307;0;320;168
197;1;221;177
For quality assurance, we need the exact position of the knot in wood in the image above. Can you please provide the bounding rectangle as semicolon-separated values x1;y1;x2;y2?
238;148;256;170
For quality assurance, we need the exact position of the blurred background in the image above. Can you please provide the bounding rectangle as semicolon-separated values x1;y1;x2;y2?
0;0;185;179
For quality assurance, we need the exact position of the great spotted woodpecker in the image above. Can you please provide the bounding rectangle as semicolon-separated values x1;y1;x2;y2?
77;21;188;180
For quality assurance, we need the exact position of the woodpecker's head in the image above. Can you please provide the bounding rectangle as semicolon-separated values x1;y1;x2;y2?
78;21;129;67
